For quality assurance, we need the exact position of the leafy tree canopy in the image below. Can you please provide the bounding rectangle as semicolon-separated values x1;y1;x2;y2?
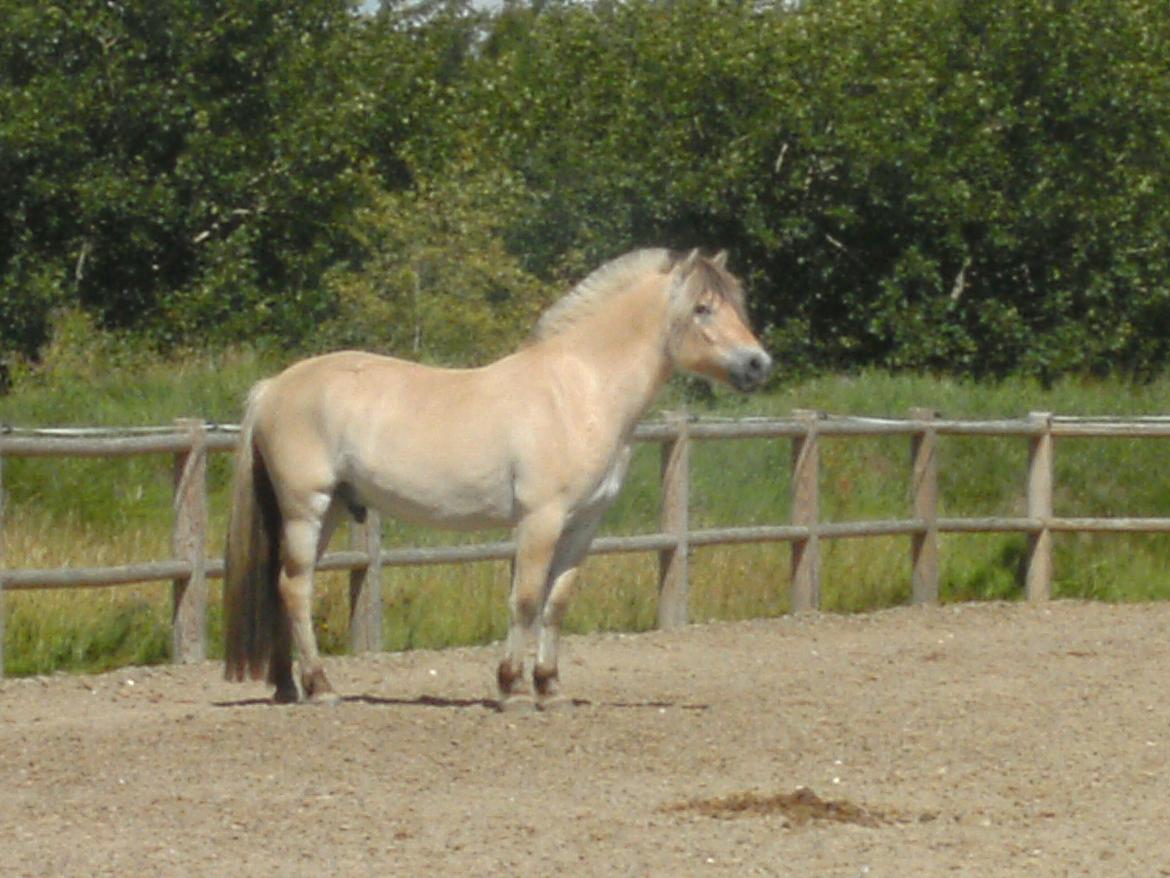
3;0;1168;387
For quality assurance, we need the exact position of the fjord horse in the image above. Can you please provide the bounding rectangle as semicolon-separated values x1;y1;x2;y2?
223;248;772;708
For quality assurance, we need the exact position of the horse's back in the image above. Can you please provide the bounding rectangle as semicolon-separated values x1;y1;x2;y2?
250;350;525;526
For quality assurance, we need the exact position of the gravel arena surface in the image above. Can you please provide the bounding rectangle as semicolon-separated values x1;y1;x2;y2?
3;601;1170;877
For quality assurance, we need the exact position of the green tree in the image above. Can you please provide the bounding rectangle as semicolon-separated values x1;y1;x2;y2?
322;159;548;364
438;0;1170;378
5;0;1169;385
0;0;372;380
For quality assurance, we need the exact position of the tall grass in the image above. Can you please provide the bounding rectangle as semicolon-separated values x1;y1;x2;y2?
6;351;1170;676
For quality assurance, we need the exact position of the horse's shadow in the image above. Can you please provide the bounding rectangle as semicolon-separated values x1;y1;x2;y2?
212;693;709;711
211;693;500;710
346;693;503;710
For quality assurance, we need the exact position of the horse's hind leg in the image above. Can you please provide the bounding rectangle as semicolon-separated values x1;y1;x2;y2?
280;507;340;704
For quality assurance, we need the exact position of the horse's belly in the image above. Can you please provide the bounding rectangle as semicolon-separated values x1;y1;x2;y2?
355;470;516;531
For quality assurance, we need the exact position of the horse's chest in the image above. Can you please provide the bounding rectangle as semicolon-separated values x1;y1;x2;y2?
582;445;633;513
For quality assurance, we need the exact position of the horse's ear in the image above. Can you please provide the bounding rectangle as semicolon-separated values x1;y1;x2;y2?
679;248;701;274
711;250;729;270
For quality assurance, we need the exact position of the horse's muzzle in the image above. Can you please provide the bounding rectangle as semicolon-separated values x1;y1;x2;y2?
729;348;773;392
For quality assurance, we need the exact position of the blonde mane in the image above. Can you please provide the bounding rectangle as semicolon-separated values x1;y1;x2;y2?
530;248;675;342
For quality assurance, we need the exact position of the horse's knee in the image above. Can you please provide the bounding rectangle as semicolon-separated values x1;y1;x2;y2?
508;591;541;627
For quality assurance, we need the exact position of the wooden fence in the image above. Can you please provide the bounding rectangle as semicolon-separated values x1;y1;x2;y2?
4;410;1170;678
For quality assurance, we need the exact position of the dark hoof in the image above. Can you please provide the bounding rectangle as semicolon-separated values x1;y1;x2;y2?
302;667;337;704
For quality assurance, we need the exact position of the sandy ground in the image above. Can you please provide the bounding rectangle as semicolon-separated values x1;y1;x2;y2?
3;600;1170;877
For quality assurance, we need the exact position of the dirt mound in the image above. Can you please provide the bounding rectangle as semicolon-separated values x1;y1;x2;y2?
663;786;906;828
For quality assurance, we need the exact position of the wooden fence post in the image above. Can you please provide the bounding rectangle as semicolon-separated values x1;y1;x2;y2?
790;410;821;612
657;412;690;629
349;508;384;653
1;444;6;680
1026;411;1054;602
171;418;208;663
910;408;940;604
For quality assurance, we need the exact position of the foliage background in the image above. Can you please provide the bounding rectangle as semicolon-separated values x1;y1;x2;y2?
3;0;1169;388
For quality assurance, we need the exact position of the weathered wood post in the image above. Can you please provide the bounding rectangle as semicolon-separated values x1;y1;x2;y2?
1;442;6;680
1026;411;1054;602
657;412;691;629
910;408;940;604
790;410;821;612
349;508;384;653
171;418;208;663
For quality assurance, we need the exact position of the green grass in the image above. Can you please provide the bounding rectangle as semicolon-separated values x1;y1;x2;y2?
7;352;1170;676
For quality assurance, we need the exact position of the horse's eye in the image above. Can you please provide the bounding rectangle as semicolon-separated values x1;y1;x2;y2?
695;303;712;317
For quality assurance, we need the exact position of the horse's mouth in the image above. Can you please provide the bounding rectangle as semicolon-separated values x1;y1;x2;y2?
729;350;773;392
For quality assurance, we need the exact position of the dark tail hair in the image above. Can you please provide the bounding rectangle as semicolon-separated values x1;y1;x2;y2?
223;381;289;684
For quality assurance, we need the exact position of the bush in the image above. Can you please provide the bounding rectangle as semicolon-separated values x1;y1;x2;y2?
440;0;1170;378
321;161;550;364
0;0;373;354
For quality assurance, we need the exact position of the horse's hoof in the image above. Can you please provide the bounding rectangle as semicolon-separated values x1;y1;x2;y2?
498;694;536;714
301;668;339;705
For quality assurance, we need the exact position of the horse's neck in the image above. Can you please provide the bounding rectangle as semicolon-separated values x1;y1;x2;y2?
543;281;673;437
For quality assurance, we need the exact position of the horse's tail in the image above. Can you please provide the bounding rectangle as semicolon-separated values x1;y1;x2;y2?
223;379;286;683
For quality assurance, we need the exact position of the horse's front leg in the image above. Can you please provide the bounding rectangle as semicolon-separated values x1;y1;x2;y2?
534;517;602;709
498;507;564;711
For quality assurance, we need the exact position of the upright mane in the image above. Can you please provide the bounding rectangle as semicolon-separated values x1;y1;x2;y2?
530;248;675;342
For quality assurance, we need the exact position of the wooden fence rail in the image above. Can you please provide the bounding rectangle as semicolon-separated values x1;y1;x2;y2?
5;410;1170;678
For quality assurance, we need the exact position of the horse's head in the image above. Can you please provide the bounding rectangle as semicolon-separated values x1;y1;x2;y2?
665;249;772;392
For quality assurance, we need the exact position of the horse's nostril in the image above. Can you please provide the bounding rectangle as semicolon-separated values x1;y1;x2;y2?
747;352;772;379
